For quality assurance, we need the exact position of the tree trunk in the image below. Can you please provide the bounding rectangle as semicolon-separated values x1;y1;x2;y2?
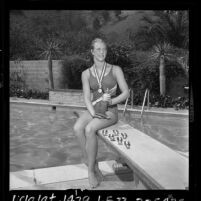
48;55;54;90
159;55;165;96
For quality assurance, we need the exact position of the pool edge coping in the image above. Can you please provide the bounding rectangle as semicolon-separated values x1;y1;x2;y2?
10;99;189;117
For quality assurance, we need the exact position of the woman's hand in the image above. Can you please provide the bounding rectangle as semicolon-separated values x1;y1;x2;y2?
102;93;111;102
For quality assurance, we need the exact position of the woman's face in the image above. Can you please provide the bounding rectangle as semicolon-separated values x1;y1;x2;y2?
91;41;107;62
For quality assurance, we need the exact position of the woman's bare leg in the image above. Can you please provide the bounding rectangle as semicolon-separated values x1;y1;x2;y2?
85;111;118;188
73;110;92;164
73;110;107;181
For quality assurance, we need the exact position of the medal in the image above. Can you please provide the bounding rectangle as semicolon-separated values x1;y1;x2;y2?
98;88;102;93
93;62;106;94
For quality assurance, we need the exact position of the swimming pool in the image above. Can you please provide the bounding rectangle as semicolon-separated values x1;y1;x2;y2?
123;111;188;156
10;103;120;172
10;103;188;173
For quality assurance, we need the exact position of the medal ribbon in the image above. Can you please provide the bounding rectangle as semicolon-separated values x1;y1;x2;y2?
93;62;106;90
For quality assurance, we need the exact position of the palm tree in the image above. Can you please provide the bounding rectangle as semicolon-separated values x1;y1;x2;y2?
149;43;178;96
161;10;189;49
129;10;189;96
39;38;62;90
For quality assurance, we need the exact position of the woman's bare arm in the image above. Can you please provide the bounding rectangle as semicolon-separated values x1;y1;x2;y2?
110;66;129;105
82;70;95;116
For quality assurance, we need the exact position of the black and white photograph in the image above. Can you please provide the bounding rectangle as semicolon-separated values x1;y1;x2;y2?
8;9;190;193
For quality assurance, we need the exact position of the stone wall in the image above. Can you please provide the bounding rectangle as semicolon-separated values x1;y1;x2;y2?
10;60;64;92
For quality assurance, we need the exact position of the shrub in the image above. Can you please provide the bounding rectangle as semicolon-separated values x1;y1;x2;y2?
10;87;49;100
128;50;160;96
60;55;91;89
149;94;188;109
106;43;133;69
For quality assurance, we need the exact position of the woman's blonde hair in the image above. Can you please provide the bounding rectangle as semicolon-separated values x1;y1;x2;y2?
91;38;107;50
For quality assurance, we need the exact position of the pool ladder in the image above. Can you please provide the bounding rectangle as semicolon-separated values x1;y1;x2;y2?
123;89;131;117
122;88;150;118
141;89;150;118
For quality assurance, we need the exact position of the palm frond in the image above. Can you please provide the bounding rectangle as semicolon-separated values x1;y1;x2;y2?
37;37;62;59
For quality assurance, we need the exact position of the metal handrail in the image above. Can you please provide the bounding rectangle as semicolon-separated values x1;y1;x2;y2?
140;89;150;118
123;89;131;117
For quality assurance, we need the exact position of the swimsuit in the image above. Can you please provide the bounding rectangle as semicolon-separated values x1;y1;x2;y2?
89;65;118;116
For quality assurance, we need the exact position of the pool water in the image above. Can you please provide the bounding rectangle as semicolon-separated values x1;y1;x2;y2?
10;104;119;172
10;103;189;173
123;111;188;155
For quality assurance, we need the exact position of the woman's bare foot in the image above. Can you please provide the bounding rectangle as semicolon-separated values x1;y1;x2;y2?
83;159;104;182
88;171;99;188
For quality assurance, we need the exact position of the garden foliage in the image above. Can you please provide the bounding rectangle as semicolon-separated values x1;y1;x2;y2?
9;10;189;109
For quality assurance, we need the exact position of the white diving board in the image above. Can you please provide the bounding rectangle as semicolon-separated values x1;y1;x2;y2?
97;120;188;190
